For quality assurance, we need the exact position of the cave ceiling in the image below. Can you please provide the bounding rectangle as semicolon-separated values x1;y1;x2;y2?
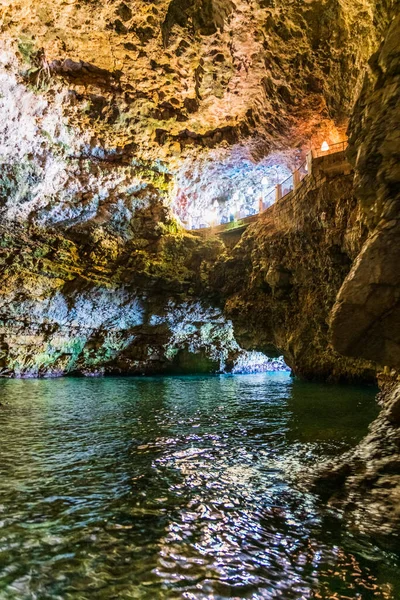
0;0;389;225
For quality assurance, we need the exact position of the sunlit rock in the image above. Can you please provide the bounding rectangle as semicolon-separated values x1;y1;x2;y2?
0;0;399;547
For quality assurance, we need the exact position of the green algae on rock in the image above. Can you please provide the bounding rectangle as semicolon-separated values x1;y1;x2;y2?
0;0;400;548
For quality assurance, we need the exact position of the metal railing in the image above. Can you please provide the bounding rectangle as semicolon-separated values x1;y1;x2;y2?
298;159;308;181
192;140;349;231
280;173;294;196
313;140;348;158
261;187;276;211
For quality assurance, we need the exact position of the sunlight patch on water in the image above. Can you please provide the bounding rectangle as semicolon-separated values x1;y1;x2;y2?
0;374;396;599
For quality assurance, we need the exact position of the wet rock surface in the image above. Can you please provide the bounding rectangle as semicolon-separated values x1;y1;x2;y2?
331;13;400;370
0;0;399;547
311;378;400;549
311;12;400;548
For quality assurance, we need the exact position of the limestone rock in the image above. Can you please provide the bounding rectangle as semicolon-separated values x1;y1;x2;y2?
209;170;376;381
311;379;400;548
330;13;400;369
310;13;400;546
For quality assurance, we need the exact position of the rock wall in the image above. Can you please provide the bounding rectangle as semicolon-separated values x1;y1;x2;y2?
0;0;396;385
312;377;400;548
312;12;400;547
209;165;376;382
0;163;378;381
330;12;400;370
0;207;290;377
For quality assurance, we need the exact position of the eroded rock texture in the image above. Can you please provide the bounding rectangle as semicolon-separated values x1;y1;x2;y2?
331;13;400;370
0;213;290;376
0;0;399;545
313;13;400;548
312;377;400;548
0;0;387;164
0;0;393;378
209;168;376;382
0;0;394;229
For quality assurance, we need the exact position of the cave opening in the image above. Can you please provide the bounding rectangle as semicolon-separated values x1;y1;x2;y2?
172;146;295;229
0;0;399;592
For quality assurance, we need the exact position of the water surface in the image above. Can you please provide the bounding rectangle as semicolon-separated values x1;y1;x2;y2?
0;373;398;599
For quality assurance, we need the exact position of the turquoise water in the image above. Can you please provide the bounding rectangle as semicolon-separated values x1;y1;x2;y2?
0;373;398;599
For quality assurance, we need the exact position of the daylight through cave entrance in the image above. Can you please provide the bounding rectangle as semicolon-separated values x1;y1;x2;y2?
172;146;295;229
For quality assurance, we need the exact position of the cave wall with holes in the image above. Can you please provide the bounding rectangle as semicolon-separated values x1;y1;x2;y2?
0;0;394;227
0;0;396;381
1;0;400;544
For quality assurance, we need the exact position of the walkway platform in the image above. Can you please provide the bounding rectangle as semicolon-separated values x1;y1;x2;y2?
190;142;351;241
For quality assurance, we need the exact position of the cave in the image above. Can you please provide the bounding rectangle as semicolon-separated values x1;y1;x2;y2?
172;146;293;228
0;0;400;597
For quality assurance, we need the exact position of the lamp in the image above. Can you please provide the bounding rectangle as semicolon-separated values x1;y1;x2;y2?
321;141;329;152
205;207;217;226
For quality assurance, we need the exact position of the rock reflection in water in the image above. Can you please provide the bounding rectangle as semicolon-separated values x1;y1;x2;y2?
0;373;397;599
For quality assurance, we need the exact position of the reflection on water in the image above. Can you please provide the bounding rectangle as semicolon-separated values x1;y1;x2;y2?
0;373;398;599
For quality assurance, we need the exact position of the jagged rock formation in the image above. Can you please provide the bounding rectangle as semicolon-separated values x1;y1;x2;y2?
0;150;374;379
331;13;400;369
0;214;289;377
209;167;377;382
0;0;394;379
312;12;400;547
312;377;400;548
0;0;394;231
0;0;399;545
0;0;388;166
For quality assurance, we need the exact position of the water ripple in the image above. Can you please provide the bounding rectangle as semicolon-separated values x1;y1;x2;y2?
0;374;397;599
